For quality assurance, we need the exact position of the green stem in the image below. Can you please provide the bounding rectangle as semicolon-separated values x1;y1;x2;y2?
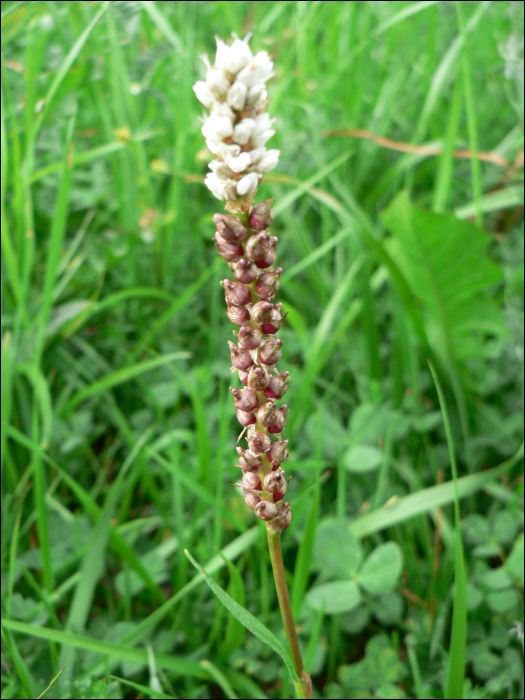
266;528;312;699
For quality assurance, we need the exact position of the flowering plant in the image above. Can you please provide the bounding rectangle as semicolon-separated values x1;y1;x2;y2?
193;34;312;699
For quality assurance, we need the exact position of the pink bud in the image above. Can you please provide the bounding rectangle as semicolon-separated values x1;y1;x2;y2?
249;199;275;231
261;305;287;334
226;304;251;326
244;490;261;510
228;341;254;370
259;337;283;365
255;500;278;521
236;446;262;470
268;439;290;465
245;233;270;261
256;401;277;427
274;491;285;502
251;300;274;324
238;326;263;350
256;268;282;299
232;257;259;284
238;370;249;386
242;470;261;491
235;407;256;426
213;213;247;242
247;366;270;391
268;405;289;434
255;237;278;268
262;468;286;494
222;279;251;306
230;387;258;411
248;431;272;454
265;371;291;399
214;232;243;262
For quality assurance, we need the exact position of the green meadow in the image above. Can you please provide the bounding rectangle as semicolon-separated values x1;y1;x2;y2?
1;1;523;698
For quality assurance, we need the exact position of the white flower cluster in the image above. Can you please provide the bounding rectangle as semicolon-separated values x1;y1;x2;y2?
193;36;280;203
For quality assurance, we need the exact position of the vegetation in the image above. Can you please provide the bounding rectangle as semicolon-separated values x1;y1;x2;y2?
1;1;523;698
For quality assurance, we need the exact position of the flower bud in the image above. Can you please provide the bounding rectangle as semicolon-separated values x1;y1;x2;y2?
261;304;287;334
244;490;261;510
259;337;283;365
230;387;258;411
256;268;282;299
265;371;291;399
242;470;261;491
245;233;270;261
214;232;243;262
236;446;262;470
228;341;254;370
268;439;290;465
222;279;251;306
251;300;273;324
238;370;249;386
256;401;277;427
247;366;270;391
238;326;263;350
249;199;275;231
226;304;251;326
255;236;278;269
255;500;278;521
235;407;256;426
248;431;271;454
268;405;289;434
213;213;247;242
270;501;292;530
232;257;259;284
262;468;286;493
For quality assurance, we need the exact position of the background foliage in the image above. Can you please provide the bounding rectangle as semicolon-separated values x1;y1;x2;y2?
1;1;523;698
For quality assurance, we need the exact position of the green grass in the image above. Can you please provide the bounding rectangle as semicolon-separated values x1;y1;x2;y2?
1;1;524;698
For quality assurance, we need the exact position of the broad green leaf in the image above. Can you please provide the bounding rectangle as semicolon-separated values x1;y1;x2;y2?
373;592;405;626
338;635;405;692
357;542;403;595
485;588;520;614
184;549;298;683
465;583;483;611
381;192;507;368
343;445;382;473
480;568;513;591
490;511;518;545
313;517;362;578
462;514;489;545
306;580;362;615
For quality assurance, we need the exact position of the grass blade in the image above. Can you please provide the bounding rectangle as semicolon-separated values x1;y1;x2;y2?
109;676;174;700
35;663;67;699
349;444;523;538
64;352;191;412
428;361;467;699
1;619;211;681
456;1;483;228
31;2;110;140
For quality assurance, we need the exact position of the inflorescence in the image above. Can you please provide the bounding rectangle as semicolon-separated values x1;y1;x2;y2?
194;35;291;531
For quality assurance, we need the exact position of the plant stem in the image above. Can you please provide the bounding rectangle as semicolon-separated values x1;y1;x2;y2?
266;528;312;699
